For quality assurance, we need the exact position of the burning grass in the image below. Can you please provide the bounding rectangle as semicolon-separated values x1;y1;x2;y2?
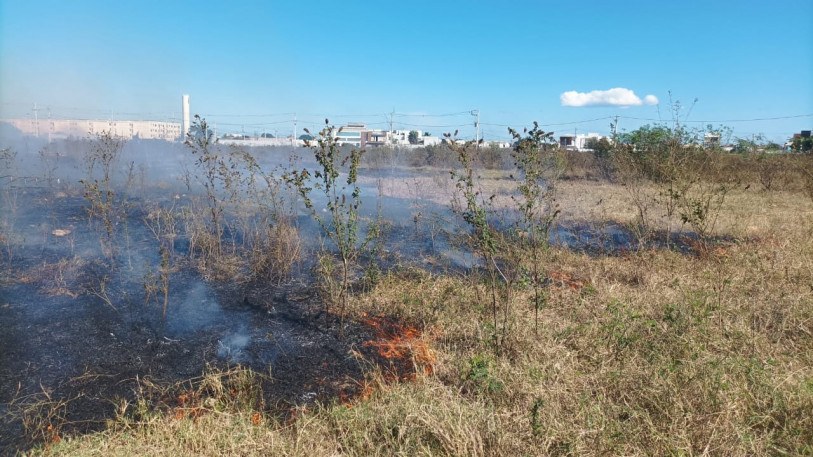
4;155;813;455
359;312;436;380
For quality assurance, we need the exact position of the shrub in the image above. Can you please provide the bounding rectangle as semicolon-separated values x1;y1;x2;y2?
286;120;380;326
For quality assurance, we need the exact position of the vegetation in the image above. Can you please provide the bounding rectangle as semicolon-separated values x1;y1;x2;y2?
790;134;813;153
3;117;813;456
507;123;562;335
0;147;19;261
79;131;124;258
35;176;813;455
184;115;300;282
447;133;510;351
285;120;379;326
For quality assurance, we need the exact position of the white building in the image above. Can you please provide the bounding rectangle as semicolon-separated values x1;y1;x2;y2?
558;133;606;151
703;132;721;148
1;118;181;141
336;123;365;146
389;129;441;147
422;136;442;146
483;140;511;149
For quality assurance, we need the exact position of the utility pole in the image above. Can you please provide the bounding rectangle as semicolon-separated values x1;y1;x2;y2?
471;109;480;147
612;115;619;138
389;108;395;144
293;113;297;146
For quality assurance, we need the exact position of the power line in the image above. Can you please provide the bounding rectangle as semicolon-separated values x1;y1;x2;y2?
394;121;471;128
214;120;295;127
481;116;615;128
392;110;472;117
618;113;813;123
199;112;296;118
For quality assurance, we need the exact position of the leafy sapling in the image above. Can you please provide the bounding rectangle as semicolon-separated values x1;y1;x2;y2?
508;122;562;335
285;120;379;327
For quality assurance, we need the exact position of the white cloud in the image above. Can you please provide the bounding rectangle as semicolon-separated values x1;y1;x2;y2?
560;88;659;107
643;94;659;105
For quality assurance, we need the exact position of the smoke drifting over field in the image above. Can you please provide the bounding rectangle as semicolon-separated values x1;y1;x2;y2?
3;121;730;452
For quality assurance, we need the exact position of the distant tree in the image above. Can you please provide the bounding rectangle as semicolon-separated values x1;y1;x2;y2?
617;125;676;149
764;141;783;152
791;135;813;153
423;131;431;136
298;134;314;141
585;137;612;154
586;137;615;179
731;138;757;154
731;135;767;154
187;114;215;145
408;130;420;145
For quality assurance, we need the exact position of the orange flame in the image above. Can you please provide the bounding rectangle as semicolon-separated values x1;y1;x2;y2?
360;313;435;380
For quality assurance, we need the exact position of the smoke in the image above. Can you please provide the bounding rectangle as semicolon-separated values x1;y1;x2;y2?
217;325;250;362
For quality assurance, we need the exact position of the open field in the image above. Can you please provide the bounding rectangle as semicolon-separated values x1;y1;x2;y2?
1;133;812;455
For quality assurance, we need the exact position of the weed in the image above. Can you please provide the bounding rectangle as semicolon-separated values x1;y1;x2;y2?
286;120;380;326
8;386;77;447
79;131;124;259
508;122;563;335
184;115;228;257
529;397;544;436
447;133;512;352
462;354;503;395
183;115;300;282
144;204;178;319
0;147;19;262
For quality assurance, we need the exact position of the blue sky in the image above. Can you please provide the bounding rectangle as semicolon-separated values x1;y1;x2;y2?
1;0;811;142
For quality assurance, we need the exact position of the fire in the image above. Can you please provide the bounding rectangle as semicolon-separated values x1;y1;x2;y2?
335;315;436;409
172;391;205;420
360;313;435;379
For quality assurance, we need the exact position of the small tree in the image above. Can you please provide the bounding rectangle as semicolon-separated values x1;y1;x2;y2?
790;135;813;153
80;131;124;258
286;120;378;327
614;121;736;250
184;115;224;256
586;137;614;180
448;132;511;352
408;130;420;145
508;122;562;335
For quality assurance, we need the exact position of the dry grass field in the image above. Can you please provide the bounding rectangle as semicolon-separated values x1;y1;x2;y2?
33;172;813;456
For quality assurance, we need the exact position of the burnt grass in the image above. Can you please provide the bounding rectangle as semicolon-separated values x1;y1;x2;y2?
0;182;728;453
0;187;417;454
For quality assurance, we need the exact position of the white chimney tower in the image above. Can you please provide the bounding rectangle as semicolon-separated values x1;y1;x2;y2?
181;94;190;140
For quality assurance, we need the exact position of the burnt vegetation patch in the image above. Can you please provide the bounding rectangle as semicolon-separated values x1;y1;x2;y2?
1;116;812;454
